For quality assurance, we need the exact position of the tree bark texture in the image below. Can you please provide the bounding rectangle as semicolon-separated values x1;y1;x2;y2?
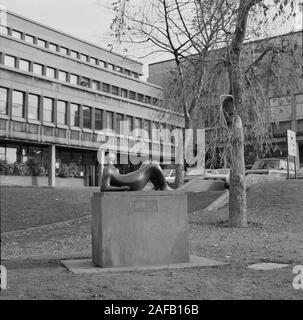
228;116;247;227
226;0;251;227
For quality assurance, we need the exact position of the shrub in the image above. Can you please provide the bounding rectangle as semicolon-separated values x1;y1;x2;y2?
0;159;81;177
68;163;80;177
0;160;14;175
58;163;81;178
0;159;46;176
58;163;70;177
13;162;31;176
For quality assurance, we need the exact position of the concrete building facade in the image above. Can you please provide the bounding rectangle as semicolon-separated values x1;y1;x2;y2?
0;11;184;187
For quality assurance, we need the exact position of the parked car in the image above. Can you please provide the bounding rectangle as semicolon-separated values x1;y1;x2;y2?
246;158;295;178
197;158;296;189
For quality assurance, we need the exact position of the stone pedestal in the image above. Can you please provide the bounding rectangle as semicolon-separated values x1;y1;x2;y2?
92;191;189;268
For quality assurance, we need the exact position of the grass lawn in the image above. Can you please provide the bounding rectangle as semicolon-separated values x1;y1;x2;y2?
0;180;303;299
0;186;99;232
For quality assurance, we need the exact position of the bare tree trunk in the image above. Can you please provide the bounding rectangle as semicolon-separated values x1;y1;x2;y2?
174;163;184;188
227;63;248;226
226;0;252;227
229;116;247;227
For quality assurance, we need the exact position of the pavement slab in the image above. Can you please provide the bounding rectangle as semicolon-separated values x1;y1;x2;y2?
62;255;228;274
247;262;289;271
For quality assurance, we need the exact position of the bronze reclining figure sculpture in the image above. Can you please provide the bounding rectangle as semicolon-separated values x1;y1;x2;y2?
100;153;172;192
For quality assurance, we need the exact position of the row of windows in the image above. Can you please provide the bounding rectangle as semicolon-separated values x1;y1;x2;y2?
1;53;161;107
0;87;174;138
0;25;141;79
0;143;96;169
0;143;49;166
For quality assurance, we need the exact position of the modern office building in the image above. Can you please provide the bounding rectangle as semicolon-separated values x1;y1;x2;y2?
148;30;303;167
0;10;184;187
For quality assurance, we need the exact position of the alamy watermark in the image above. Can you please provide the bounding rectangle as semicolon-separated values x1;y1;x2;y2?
0;265;7;290
95;126;206;166
292;265;303;290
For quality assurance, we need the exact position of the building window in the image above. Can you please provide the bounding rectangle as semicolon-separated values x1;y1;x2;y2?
95;109;103;130
0;26;9;35
59;150;72;163
116;66;123;73
19;59;30;72
43;97;54;122
0;87;8;115
145;96;151;104
4;55;16;68
129;91;136;100
70;74;79;85
152;98;159;106
25;34;35;44
79;77;89;86
12;29;22;39
49;43;58;51
90;57;98;65
72;152;83;168
124;69;131;76
152;122;160;140
0;145;5;161
6;145;18;163
99;60;107;68
37;39;47;48
28;146;42;165
134;118;142;129
108;64;115;71
70;50;78;58
46;67;56;78
70;103;80;127
138;94;144;102
106;111;113;129
80;54;88;62
121;89;128;98
57;100;67;125
126;116;133;134
133;72;139;79
92;80;99;90
28;94;39;120
12;90;24;118
33;63;43;75
116;113;123;134
102;83;110;93
60;47;68;55
83;106;92;129
143;119;151;137
111;86;119;95
21;146;29;163
58;70;68;82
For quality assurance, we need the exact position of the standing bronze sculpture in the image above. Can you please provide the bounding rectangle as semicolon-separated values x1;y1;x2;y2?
100;153;172;191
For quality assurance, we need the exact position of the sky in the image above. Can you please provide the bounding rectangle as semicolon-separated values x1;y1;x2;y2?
0;0;302;77
0;0;115;48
